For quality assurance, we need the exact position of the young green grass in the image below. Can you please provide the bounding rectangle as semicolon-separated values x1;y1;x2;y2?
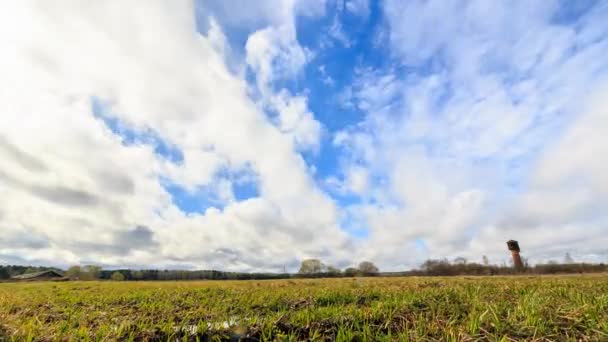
1;275;607;341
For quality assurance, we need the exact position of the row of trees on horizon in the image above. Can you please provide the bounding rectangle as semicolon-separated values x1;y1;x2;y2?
297;259;380;277
0;253;608;281
0;260;381;281
2;252;606;281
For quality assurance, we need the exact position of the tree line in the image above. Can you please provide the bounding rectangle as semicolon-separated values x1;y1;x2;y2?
0;264;293;281
296;259;380;277
405;257;608;276
0;260;380;281
2;254;606;281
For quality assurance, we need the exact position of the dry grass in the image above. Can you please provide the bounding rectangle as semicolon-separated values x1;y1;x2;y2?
1;275;607;341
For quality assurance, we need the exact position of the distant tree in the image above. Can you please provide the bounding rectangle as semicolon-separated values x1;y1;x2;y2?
564;252;574;264
421;259;453;276
482;255;489;266
454;257;467;265
111;272;125;281
66;265;101;280
298;259;324;274
326;265;341;275
65;266;82;279
344;267;359;277
132;270;144;280
82;265;102;280
24;267;39;274
358;261;379;275
421;259;436;271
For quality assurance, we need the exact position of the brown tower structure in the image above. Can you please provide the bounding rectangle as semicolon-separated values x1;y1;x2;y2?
506;240;524;269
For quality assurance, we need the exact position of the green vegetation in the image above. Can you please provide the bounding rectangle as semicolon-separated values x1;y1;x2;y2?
3;259;606;282
110;272;126;282
64;265;102;281
297;259;379;277
1;275;607;341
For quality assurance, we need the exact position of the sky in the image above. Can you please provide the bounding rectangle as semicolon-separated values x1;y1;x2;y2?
1;0;608;272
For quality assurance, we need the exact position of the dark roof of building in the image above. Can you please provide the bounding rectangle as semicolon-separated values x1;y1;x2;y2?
11;270;64;280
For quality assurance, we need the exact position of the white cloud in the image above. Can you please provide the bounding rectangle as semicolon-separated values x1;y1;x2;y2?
345;166;369;195
197;0;326;32
246;26;310;88
270;90;322;150
478;82;608;262
243;2;323;152
330;0;608;269
0;0;347;271
344;0;370;18
1;0;608;272
328;16;352;48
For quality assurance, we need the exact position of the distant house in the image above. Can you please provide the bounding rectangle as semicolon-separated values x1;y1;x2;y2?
11;270;65;281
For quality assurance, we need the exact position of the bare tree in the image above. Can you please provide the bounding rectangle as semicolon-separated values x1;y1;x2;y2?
454;257;467;265
298;259;324;274
358;261;379;275
326;265;341;275
564;252;574;264
344;267;358;277
482;255;489;266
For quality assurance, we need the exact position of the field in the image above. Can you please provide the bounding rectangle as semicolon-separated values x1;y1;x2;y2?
1;276;607;341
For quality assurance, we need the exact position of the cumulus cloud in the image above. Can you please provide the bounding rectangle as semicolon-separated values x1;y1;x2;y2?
244;8;322;152
0;0;347;271
1;0;607;271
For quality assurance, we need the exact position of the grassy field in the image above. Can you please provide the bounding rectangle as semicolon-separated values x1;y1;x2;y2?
1;275;607;341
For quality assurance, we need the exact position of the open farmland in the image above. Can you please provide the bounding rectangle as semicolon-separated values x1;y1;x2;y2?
1;276;607;341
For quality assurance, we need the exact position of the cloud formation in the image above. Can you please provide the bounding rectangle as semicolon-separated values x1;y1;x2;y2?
1;0;607;271
0;0;349;271
335;0;608;267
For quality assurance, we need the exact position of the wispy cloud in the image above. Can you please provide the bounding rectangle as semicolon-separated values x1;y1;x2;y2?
333;0;608;267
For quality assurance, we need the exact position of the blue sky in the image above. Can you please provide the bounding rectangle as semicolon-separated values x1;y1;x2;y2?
164;1;392;230
1;0;608;271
